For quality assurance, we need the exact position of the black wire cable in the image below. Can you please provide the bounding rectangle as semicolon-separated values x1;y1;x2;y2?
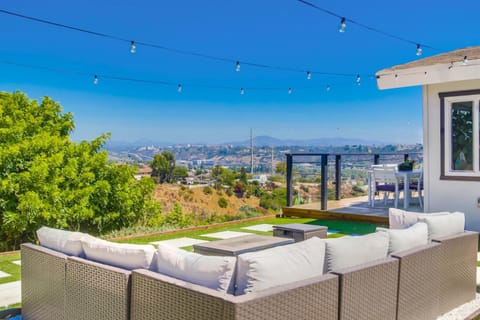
0;8;363;77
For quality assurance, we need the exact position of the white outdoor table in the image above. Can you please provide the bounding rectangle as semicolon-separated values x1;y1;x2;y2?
368;169;422;209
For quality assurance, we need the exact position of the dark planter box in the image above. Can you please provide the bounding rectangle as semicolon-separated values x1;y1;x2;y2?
398;163;413;171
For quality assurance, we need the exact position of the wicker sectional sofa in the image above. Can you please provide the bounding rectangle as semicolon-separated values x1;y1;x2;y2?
21;213;478;320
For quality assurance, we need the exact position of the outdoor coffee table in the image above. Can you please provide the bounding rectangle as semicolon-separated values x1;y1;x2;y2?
193;234;294;256
273;223;328;242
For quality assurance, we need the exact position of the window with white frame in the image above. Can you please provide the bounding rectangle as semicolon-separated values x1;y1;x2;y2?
440;90;480;180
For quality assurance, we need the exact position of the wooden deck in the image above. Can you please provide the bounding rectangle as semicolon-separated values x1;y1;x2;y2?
282;195;423;225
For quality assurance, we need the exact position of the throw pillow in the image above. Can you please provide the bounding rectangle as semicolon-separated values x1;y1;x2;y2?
325;232;389;272
82;238;156;270
235;237;326;295
418;211;465;240
156;244;236;293
380;222;428;254
36;226;97;257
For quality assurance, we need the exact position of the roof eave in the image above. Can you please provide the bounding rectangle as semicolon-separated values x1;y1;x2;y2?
376;59;480;90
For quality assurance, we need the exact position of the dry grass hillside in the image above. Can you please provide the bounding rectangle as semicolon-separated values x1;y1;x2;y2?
153;184;261;216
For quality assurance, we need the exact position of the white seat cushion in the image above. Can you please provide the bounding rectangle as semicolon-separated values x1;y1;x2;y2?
380;222;429;254
82;238;156;270
418;212;465;240
156;244;236;293
325;232;389;272
235;237;326;295
36;226;96;257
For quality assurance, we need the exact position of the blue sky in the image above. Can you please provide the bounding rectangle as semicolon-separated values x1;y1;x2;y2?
1;0;479;145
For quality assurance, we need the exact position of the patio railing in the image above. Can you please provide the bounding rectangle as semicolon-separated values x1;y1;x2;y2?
285;152;423;210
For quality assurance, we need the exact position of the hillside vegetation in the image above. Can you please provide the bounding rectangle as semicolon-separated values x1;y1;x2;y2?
154;184;261;216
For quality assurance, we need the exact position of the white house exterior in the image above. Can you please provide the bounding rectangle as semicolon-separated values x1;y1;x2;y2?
377;47;480;231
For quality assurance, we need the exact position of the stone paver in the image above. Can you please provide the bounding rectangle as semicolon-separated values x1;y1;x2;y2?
0;281;21;307
201;231;252;239
241;224;273;232
150;237;208;248
12;260;21;266
0;271;10;279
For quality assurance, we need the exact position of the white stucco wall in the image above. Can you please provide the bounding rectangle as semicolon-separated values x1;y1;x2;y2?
423;79;480;231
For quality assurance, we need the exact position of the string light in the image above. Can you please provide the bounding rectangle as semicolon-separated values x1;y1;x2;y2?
296;0;439;56
288;88;292;94
235;61;241;72
356;74;361;85
177;84;182;93
240;88;245;95
130;41;136;54
93;74;98;85
339;17;347;33
307;71;312;80
0;9;367;79
416;44;422;56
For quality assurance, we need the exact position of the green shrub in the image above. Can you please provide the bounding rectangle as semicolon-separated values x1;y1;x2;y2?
218;197;228;208
203;186;213;195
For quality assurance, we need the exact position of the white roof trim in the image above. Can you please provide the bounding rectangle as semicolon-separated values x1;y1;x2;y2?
376;59;480;90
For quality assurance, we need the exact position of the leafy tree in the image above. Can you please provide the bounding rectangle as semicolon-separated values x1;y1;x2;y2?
275;162;287;177
239;167;248;184
172;166;188;181
0;91;159;249
150;151;176;183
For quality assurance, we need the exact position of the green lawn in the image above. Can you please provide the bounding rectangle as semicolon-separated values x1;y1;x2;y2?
117;217;379;250
0;253;21;285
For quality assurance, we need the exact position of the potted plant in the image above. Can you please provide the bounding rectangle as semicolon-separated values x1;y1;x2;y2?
398;159;415;171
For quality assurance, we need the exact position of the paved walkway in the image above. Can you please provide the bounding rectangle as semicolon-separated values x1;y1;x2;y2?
0;281;20;307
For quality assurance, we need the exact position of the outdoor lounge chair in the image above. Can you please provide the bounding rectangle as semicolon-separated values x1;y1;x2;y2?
433;231;478;315
21;243;67;320
332;257;399;320
130;269;339;320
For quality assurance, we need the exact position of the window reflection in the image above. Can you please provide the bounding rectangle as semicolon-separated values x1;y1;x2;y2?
451;101;473;171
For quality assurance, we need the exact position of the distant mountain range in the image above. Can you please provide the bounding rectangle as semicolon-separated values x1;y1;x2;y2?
105;135;390;150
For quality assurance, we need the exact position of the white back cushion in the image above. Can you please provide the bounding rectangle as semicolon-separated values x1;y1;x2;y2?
418;212;465;239
82;238;155;270
156;244;236;293
235;237;326;295
389;208;452;229
381;222;429;254
389;208;420;229
36;226;96;257
326;232;389;272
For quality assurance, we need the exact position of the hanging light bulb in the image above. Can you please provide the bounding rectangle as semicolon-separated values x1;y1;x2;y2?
236;61;241;72
338;17;346;33
326;85;331;91
93;75;98;85
463;56;468;65
288;88;292;95
356;74;361;85
306;71;311;80
130;41;136;54
448;61;454;70
177;84;182;93
416;44;422;56
240;88;245;95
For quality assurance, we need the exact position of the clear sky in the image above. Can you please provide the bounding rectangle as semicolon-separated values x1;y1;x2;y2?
1;0;479;145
